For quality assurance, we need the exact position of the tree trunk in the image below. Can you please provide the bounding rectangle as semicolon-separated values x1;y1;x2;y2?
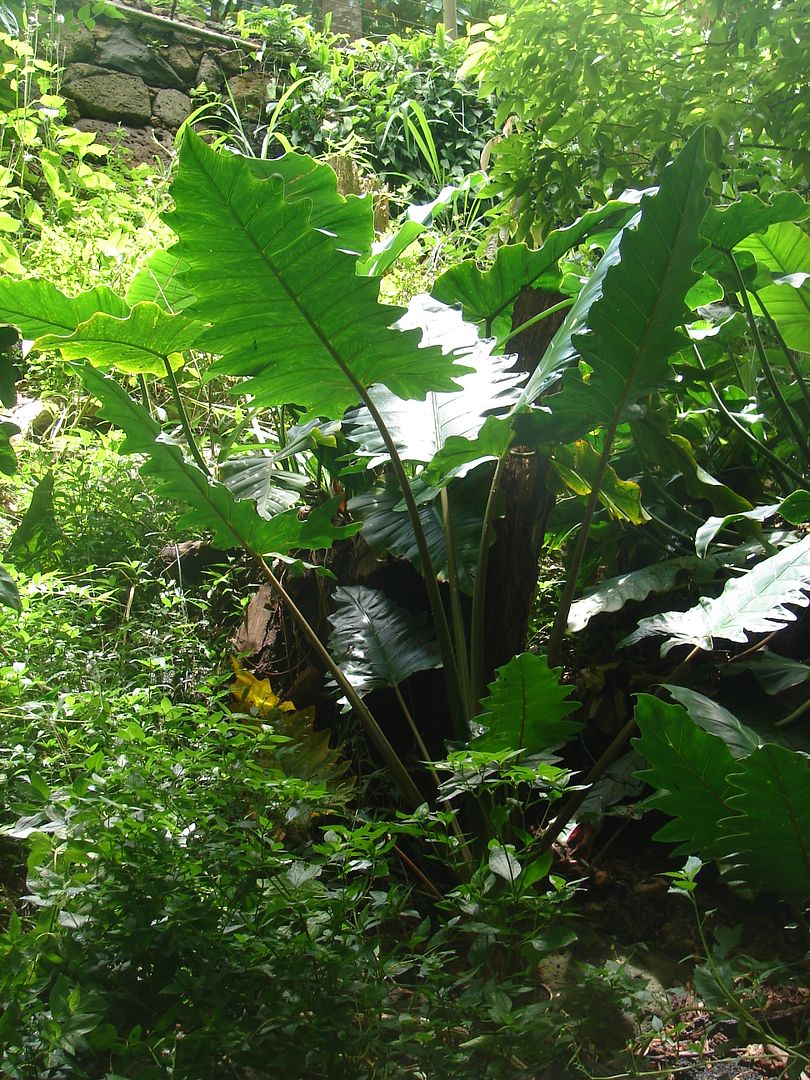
483;286;569;680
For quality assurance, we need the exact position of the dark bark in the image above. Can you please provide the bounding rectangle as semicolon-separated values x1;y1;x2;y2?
483;286;569;679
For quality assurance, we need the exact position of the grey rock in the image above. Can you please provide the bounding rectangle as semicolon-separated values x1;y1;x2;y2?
96;25;184;90
217;48;249;76
75;118;174;169
63;62;108;82
59;20;96;64
165;43;197;84
151;88;192;131
226;71;268;120
195;53;224;90
63;69;152;127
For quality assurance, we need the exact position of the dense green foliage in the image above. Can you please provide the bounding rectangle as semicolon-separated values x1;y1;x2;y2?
210;13;494;200
465;0;810;237
1;6;809;1077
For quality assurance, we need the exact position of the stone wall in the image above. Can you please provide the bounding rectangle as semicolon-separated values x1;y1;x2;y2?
58;4;272;167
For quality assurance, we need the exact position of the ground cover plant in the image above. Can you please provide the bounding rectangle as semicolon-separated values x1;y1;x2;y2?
1;2;810;1077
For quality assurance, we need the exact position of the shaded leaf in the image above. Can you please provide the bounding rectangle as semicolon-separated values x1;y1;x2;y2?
551;441;649;523
622;534;810;655
633;695;735;860
662;685;760;759
349;469;493;593
327;585;441;703
471;653;580;756
720;745;810;896
567;555;709;633
0;564;20;612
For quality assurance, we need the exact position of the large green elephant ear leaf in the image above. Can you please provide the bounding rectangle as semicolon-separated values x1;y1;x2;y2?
632;695;736;861
243;151;374;256
327;585;442;704
432;193;642;335
471;653;580;757
0;279;128;340
345;296;525;477
507;129;713;453
622;533;810;655
35;303;207;375
165;130;464;418
736;221;810;353
349;467;493;594
77;364;358;558
719;744;810;896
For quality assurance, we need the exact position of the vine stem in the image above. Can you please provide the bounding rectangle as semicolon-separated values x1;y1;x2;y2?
495;297;575;352
352;387;467;732
253;553;425;810
726;251;810;474
469;447;511;707
690;340;804;488
440;486;473;725
392;684;472;864
163;357;210;476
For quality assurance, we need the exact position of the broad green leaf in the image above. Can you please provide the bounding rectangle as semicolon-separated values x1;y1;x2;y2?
327;585;441;703
0;279;128;340
698;191;809;263
541;129;713;434
126;250;195;311
36;303;206;375
488;844;522;881
6;471;56;563
780;489;810;525
0;564;20;612
567;555;709;633
358;180;475;277
695;503;780;558
728;651;810;696
623;533;810;655
551;440;648;523
737;222;810;352
0;419;18;476
471;653;580;756
633;695;735;860
662;685;760;759
432;193;642;333
0;324;19;407
220;459;309;518
720;745;810;896
420;413;514;489
633;421;752;518
166;130;463;418
78;364;359;556
349;468;493;594
346;296;525;479
243;151;374;256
